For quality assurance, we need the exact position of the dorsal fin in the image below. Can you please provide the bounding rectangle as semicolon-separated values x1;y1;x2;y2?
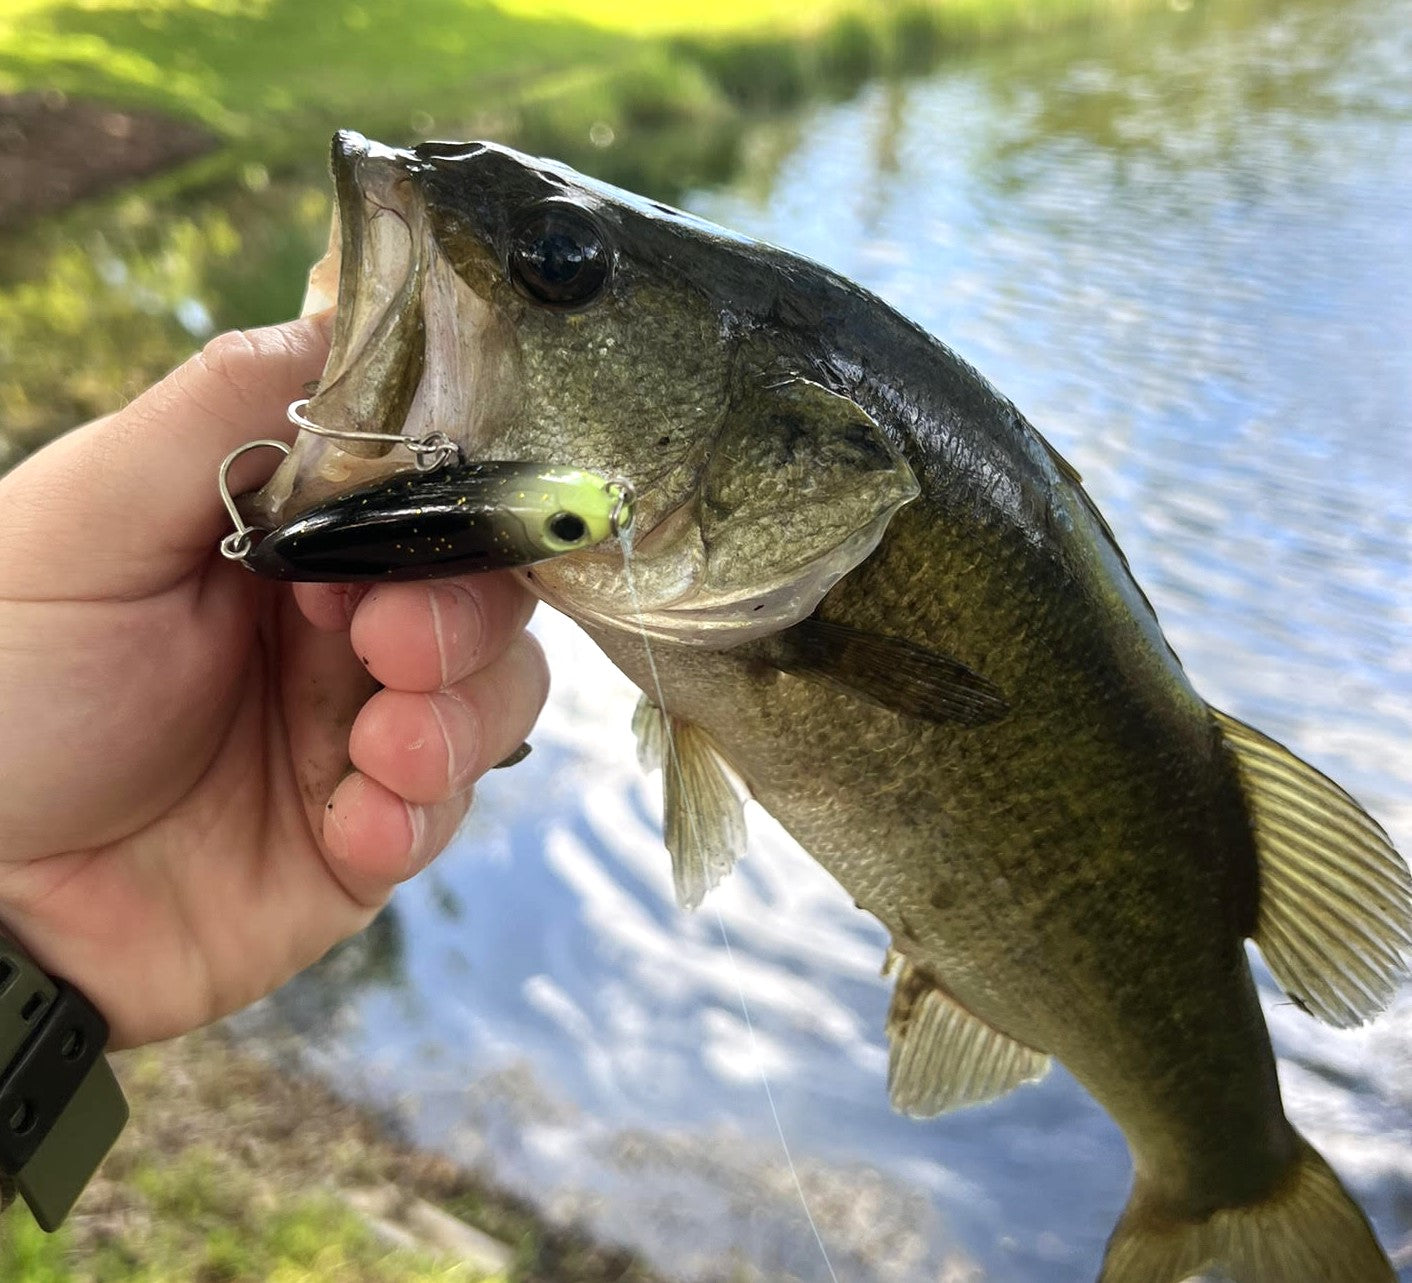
884;952;1049;1116
1214;709;1412;1028
633;696;748;910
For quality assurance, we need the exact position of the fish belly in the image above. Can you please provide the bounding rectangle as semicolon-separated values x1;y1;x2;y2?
597;625;1294;1211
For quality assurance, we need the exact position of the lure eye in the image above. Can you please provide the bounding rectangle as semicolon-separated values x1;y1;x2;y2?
508;205;611;308
545;511;589;545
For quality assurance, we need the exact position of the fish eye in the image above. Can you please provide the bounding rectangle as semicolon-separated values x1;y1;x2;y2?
508;205;611;308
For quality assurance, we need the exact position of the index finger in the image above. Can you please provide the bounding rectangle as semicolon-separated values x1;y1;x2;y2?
0;315;332;600
346;573;538;692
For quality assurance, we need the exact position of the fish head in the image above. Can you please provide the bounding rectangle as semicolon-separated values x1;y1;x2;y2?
253;132;918;645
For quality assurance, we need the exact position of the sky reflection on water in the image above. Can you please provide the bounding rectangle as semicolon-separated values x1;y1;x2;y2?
241;1;1412;1278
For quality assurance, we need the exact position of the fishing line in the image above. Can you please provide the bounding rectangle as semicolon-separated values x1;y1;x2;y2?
711;900;841;1283
617;533;840;1283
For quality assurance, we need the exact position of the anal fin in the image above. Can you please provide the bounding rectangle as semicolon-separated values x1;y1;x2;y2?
633;696;749;910
1214;709;1412;1028
884;951;1049;1116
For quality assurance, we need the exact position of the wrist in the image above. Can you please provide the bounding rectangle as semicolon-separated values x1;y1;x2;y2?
0;930;127;1230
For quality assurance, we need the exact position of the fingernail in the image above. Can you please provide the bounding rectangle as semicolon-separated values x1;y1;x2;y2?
304;307;336;346
428;582;481;686
426;585;453;686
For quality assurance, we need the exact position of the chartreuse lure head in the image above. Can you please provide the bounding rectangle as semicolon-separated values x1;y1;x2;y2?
240;461;633;582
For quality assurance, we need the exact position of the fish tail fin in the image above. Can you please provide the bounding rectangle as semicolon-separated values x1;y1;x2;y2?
1098;1132;1393;1283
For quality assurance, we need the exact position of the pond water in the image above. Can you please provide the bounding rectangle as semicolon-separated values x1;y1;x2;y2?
69;0;1412;1277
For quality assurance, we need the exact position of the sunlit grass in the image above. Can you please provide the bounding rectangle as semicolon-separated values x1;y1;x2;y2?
0;1151;501;1283
497;0;1133;37
0;1028;654;1282
0;0;1134;149
495;0;852;36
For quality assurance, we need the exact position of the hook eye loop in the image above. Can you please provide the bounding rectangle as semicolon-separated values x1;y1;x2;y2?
606;479;635;537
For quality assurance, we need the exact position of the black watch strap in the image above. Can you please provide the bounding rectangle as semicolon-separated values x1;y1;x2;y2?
0;935;128;1230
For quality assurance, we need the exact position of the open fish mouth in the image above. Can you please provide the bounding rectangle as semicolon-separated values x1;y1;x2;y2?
305;131;425;442
248;131;517;527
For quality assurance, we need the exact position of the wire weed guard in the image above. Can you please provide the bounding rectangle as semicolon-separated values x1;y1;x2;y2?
0;935;128;1231
285;398;463;472
219;399;468;567
218;437;290;562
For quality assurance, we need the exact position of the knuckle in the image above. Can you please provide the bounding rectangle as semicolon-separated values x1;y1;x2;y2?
196;329;262;397
172;329;264;427
180;325;301;428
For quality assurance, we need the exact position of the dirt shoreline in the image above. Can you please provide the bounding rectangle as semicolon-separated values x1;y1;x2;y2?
0;93;216;228
14;1028;671;1282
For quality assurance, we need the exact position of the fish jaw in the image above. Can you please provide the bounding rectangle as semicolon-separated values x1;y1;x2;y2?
250;136;922;650
248;132;520;527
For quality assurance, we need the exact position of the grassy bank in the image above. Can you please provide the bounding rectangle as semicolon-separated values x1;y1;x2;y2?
0;0;1146;177
0;0;1159;463
0;1029;669;1283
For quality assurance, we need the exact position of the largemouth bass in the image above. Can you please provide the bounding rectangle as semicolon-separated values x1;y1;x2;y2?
252;132;1411;1282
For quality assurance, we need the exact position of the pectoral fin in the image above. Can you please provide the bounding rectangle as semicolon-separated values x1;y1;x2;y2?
1215;708;1412;1027
885;952;1049;1116
634;697;749;910
760;617;1009;727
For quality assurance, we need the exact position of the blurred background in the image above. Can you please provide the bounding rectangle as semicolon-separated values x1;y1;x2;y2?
2;0;1411;1280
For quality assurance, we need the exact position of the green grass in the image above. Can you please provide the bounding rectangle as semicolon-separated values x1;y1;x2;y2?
0;0;1145;163
0;0;629;150
0;1028;660;1283
0;181;327;451
0;1151;499;1283
0;0;1158;462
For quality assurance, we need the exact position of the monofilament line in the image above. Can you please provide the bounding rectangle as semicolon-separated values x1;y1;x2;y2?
617;534;840;1283
712;900;841;1283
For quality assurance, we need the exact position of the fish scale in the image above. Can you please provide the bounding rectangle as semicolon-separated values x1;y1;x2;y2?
252;131;1409;1283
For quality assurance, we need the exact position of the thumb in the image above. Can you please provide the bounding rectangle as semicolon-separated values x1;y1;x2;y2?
0;314;332;600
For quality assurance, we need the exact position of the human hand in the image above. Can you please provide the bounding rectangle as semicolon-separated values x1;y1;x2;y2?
0;317;547;1047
